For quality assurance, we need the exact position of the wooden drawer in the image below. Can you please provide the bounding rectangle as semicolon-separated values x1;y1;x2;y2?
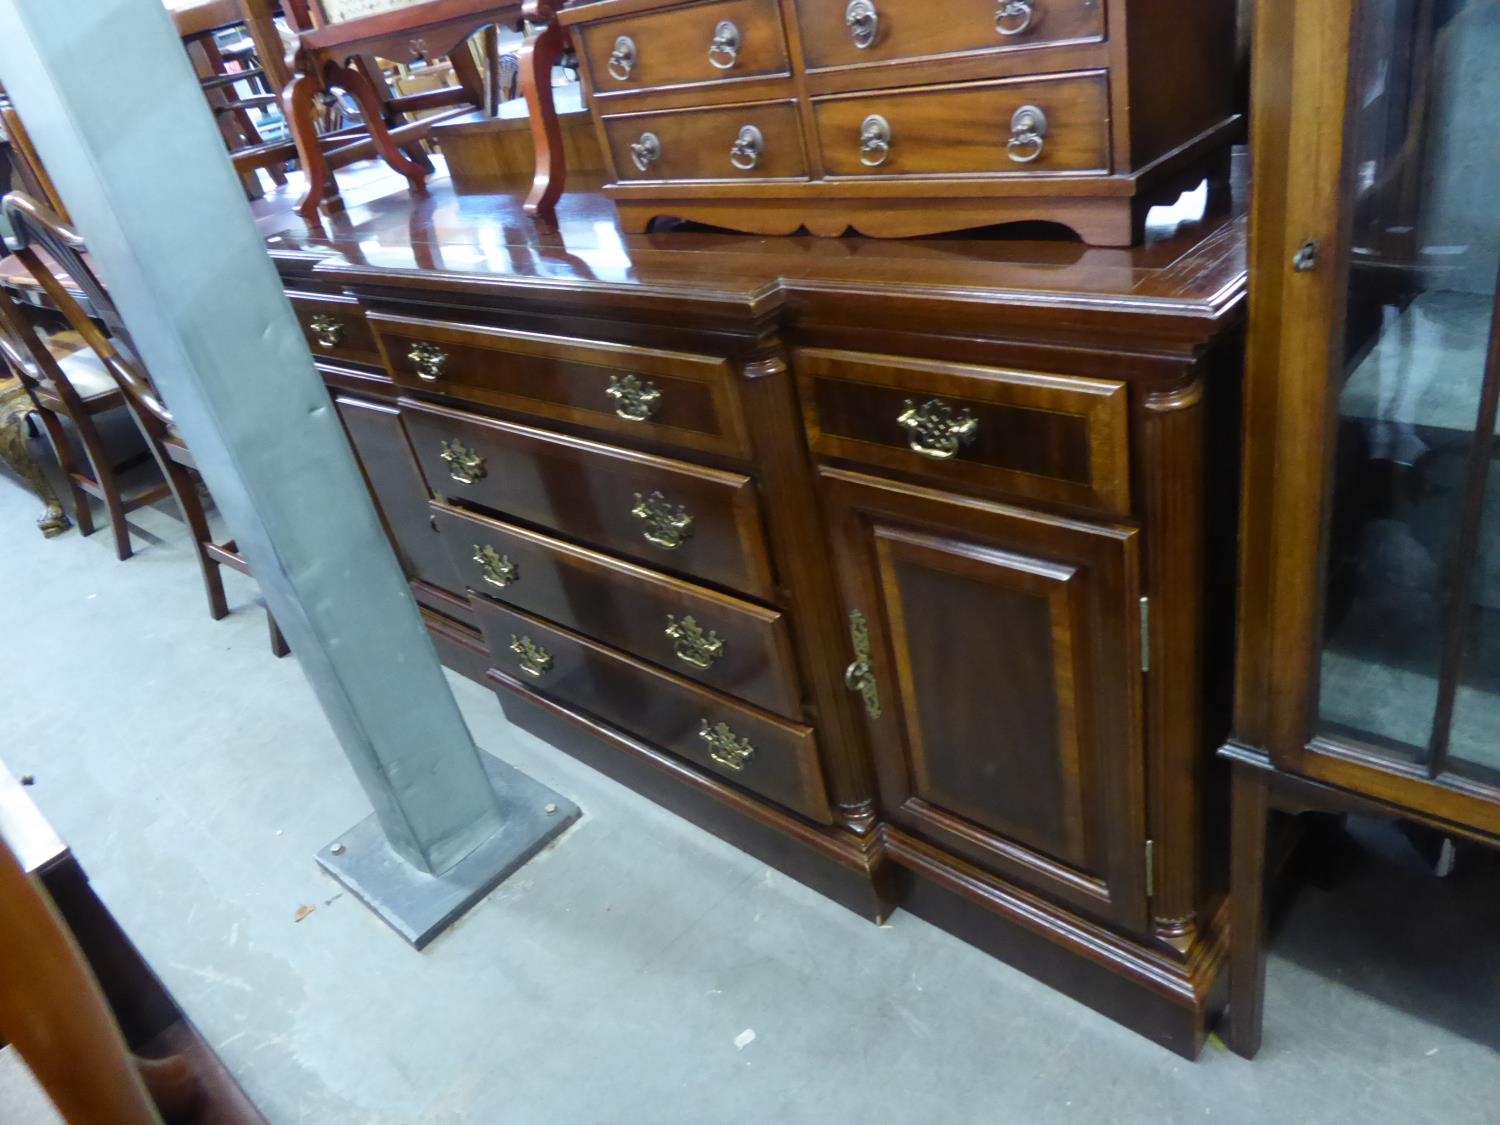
433;501;804;718
795;0;1105;72
797;348;1130;515
813;73;1109;177
604;100;808;182
288;290;382;367
577;0;791;96
475;598;833;824
368;311;752;459
402;400;778;602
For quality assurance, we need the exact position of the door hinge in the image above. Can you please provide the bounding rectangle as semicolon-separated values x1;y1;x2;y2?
1139;595;1150;673
1145;838;1155;897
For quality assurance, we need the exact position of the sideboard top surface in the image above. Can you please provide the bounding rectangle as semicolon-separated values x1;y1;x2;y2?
255;167;1246;351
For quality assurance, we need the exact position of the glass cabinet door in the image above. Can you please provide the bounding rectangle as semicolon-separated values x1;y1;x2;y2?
1313;0;1500;786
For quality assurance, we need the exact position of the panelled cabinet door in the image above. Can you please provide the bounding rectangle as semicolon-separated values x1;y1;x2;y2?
822;468;1148;931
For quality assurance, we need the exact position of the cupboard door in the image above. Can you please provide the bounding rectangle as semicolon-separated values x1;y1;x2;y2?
822;468;1147;930
335;395;462;597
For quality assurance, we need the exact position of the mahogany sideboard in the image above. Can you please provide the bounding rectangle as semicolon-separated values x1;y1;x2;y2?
257;172;1245;1056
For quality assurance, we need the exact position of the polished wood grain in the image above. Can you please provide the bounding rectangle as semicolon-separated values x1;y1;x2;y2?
475;598;834;822
821;467;1147;930
573;0;792;99
797;347;1130;515
433;500;805;717
288;289;384;368
368;310;754;458
401;399;780;601
602;100;809;182
812;72;1109;177
794;0;1105;74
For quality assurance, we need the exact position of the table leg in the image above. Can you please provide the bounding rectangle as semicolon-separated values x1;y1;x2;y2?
0;386;70;537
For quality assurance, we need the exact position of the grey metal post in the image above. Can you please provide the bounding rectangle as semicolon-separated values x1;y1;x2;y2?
0;0;574;946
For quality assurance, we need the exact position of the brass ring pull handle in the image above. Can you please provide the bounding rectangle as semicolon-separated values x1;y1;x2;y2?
995;0;1035;35
665;614;725;669
408;341;448;381
308;314;344;348
607;35;636;80
729;124;763;171
1005;104;1047;163
708;20;741;68
897;397;979;459
845;0;878;48
631;490;694;549
844;609;882;719
439;438;486;485
473;544;518;588
606;373;662;421
859;114;891;167
630;131;661;172
509;634;553;677
699;719;755;771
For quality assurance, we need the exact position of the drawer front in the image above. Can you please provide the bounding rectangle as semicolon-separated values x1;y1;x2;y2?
476;598;833;824
797;348;1130;515
795;0;1105;71
433;501;804;719
402;400;778;602
813;73;1109;177
604;100;807;182
579;0;790;95
289;291;382;367
369;312;752;460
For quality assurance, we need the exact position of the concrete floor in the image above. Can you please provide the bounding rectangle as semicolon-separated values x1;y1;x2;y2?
4;449;1500;1124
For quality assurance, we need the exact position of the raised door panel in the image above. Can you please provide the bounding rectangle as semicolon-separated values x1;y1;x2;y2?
334;395;462;597
822;467;1146;930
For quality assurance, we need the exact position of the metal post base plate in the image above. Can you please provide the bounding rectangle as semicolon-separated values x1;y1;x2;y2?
315;752;579;949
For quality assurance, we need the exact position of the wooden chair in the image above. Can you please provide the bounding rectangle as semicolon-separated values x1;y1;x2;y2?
3;192;289;657
279;0;566;217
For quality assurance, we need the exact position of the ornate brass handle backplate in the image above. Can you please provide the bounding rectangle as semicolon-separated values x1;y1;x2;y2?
897;397;978;459
509;634;552;677
308;314;344;348
699;719;755;771
843;609;882;719
439;438;486;485
605;373;662;421
631;490;693;549
665;614;724;669
408;341;448;381
995;0;1036;35
473;544;518;588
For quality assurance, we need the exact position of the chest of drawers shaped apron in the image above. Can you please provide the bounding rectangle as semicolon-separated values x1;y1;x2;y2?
270;190;1245;1058
559;0;1240;243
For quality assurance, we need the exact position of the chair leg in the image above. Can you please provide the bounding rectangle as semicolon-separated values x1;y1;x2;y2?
336;62;430;193
70;411;132;560
158;459;230;620
287;68;334;218
519;3;567;217
268;611;290;658
1227;762;1271;1059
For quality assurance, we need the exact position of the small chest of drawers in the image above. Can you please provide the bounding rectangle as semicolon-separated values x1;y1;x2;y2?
560;0;1238;243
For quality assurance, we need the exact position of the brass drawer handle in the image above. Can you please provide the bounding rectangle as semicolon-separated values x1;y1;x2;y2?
897;397;978;459
699;719;755;771
845;0;878;48
995;0;1035;35
844;609;882;719
729;124;763;171
859;114;891;168
608;35;636;81
630;131;661;173
1006;104;1047;164
665;614;724;670
708;19;740;69
631;490;693;549
308;313;344;348
509;634;553;677
408;341;448;381
605;373;662;421
473;544;518;588
439;438;486;485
